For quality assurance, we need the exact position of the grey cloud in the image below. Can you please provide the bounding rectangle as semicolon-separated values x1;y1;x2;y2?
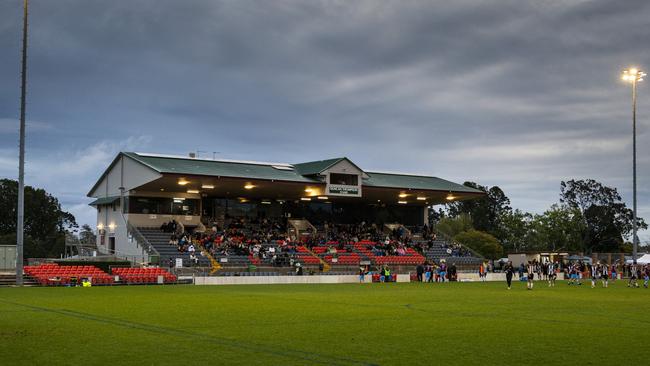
0;0;649;240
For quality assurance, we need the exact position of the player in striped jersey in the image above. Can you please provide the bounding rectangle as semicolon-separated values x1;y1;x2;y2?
600;263;609;288
547;261;557;287
628;264;639;288
590;262;600;288
526;260;536;290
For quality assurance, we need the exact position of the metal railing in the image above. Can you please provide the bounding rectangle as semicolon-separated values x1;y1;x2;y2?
127;223;160;257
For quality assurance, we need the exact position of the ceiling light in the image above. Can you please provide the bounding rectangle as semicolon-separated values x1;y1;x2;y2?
398;193;407;198
301;197;312;201
261;201;271;205
177;179;189;186
244;184;255;190
416;196;426;201
398;201;407;204
304;188;313;193
317;196;328;200
187;189;199;194
446;193;456;201
201;184;214;189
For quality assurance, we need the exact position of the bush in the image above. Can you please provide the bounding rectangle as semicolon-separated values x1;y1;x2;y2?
453;229;503;259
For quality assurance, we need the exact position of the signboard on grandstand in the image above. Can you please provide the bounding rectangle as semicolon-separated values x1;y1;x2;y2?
327;184;361;197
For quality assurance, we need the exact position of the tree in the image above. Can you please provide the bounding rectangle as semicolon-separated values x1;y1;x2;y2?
527;205;585;252
447;182;511;240
0;179;77;258
499;209;532;253
435;214;473;239
560;179;647;252
453;229;503;259
79;224;96;245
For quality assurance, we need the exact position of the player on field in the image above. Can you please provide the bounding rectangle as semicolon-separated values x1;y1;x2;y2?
504;260;514;290
600;263;609;288
628;264;639;288
526;260;536;290
590;262;600;288
547;261;556;287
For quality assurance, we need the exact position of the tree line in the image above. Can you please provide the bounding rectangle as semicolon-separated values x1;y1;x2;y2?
432;179;648;259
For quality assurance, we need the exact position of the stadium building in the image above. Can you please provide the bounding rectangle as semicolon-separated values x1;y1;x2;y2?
88;152;483;264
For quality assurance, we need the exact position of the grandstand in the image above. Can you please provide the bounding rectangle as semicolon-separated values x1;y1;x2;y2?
86;152;485;274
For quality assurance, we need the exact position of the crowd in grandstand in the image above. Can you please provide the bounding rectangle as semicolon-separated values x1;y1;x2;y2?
160;218;467;267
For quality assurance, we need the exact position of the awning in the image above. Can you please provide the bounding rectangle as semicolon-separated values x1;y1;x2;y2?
88;196;120;206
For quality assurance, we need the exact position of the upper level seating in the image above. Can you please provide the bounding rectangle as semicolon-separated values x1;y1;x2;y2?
112;267;176;284
24;263;113;286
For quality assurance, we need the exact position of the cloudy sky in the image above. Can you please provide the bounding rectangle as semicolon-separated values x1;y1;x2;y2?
1;0;649;241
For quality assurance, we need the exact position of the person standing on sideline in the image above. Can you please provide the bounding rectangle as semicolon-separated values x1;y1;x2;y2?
479;262;487;282
504;261;514;290
526;261;536;290
359;266;366;283
416;263;424;282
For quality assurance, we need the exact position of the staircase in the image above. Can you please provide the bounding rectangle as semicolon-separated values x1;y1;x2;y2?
0;273;39;287
288;219;316;242
137;228;211;267
384;223;411;238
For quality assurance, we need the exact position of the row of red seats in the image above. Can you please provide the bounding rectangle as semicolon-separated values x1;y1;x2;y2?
324;254;361;264
312;247;348;254
112;267;177;284
374;256;426;265
24;264;113;286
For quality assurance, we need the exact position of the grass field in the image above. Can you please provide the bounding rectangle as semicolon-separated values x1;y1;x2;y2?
1;280;648;365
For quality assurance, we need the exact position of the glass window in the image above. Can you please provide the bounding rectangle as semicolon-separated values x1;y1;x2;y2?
329;173;358;186
127;196;200;215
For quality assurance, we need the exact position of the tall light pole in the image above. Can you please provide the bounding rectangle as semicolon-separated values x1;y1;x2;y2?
16;0;29;286
622;67;646;265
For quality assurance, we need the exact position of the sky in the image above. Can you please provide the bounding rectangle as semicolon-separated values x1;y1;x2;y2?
0;0;649;242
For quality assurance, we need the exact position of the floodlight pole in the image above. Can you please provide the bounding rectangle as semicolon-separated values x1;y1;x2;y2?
631;77;638;265
16;0;29;286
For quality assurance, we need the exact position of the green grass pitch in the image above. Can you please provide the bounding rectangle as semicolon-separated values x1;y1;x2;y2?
1;280;648;365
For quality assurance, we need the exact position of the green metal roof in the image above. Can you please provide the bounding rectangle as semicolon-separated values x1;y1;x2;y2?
89;196;120;206
123;152;319;183
364;172;483;193
90;152;484;195
293;158;346;176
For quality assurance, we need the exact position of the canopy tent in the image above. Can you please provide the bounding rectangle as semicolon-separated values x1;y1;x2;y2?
626;253;650;264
